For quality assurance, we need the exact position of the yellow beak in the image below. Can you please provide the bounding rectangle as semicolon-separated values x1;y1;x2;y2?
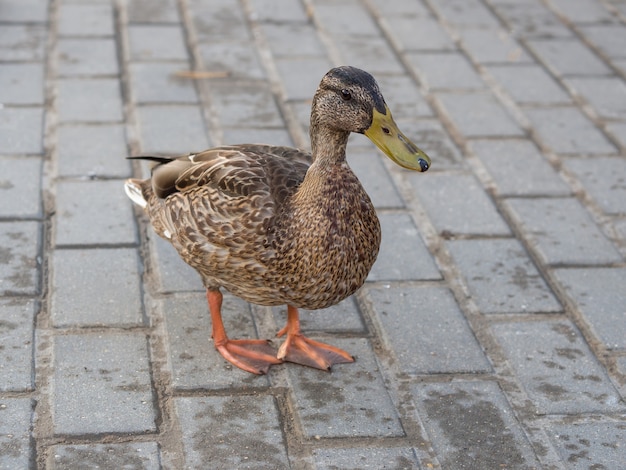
364;106;431;172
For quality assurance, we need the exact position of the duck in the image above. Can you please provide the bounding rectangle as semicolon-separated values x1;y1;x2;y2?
124;66;430;375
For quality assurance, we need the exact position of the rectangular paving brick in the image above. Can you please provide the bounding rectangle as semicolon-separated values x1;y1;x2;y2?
549;0;613;23
187;0;251;43
57;3;114;37
504;197;622;265
0;398;33;469
430;0;500;27
548;422;626;470
0;298;36;392
52;333;156;435
554;267;626;350
57;38;118;76
51;248;144;327
409;172;511;236
197;42;266;80
334;35;404;75
376;75;433;119
458;28;532;63
384;15;456;52
130;62;198;104
174;395;289;468
57;124;131;178
526;38;612;76
402;119;464;169
578;24;626;59
287;337;405;438
313;0;379;36
0;156;42;217
57;78;123;123
313;447;419;469
260;23;325;57
447;238;562;314
0;221;40;296
565;76;626;120
162;294;271;389
367;285;490;374
48;442;160;470
128;0;180;24
435;92;523;137
0;63;45;105
136;105;210;154
469;139;571;196
491;320;624;414
563;156;626;215
275;57;332;101
486;64;572;104
368;212;441;281
407;52;486;90
491;1;572;39
208;83;283;128
252;0;308;22
0;107;44;154
221;128;293;147
150;234;204;293
370;0;429;16
524;107;616;155
128;25;188;61
0;25;46;61
1;0;48;23
54;179;137;246
411;381;540;468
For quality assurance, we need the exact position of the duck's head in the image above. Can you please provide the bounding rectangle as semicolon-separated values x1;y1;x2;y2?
311;66;431;172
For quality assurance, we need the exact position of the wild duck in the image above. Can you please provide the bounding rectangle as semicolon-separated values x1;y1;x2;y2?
125;66;430;374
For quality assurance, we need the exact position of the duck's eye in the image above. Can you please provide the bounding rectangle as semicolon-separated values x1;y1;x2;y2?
340;89;352;101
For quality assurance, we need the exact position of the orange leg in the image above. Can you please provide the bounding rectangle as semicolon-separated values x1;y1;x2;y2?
276;305;355;371
207;289;282;375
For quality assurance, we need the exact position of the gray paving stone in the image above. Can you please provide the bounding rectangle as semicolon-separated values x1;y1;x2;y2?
312;447;420;470
526;38;612;75
384;15;456;51
563;156;626;215
505;197;623;265
435;92;523;137
409;172;511;236
491;320;624;414
578;24;626;59
334;35;405;75
0;63;45;105
57;124;131;178
606;121;626;150
448;238;561;314
251;0;308;22
0;0;48;23
150;234;203;293
548;422;626;470
278;297;366;336
406;52;486;90
128;0;180;24
491;1;572;39
128;25;188;62
430;0;501;28
0;107;44;154
369;0;429;16
313;0;379;36
287;337;404;438
57;78;123;123
411;381;541;469
0;156;42;217
48;442;160;470
525;107;616;155
347;149;405;208
469;139;571;196
0;299;36;392
51;248;143;327
554;267;626;350
54;179;137;246
57;38;118;76
275;57;332;101
208;83;283;128
549;0;614;23
136;105;210;154
197;42;266;81
0;25;46;61
565;76;626;120
174;395;289;469
162;294;270;389
260;23;325;57
458;28;532;63
188;0;251;43
130;62;198;104
57;3;114;37
376;75;433;119
52;334;156;435
367;285;490;374
402;119;464;168
486;64;572;104
0;398;33;470
368;212;441;281
221;128;293;148
0;221;40;296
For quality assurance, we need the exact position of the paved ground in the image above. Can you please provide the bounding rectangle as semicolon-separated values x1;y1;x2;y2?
1;0;626;468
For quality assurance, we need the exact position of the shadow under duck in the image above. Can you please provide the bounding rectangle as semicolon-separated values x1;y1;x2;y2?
125;66;431;374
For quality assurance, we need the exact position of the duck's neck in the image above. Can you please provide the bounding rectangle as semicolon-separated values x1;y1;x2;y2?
309;115;350;167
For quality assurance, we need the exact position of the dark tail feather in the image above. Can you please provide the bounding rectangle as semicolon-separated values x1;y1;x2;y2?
127;155;176;164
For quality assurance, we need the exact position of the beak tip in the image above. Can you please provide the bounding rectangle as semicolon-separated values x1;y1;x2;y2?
418;158;430;172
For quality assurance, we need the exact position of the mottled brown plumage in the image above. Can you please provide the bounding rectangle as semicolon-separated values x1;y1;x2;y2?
125;66;430;374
